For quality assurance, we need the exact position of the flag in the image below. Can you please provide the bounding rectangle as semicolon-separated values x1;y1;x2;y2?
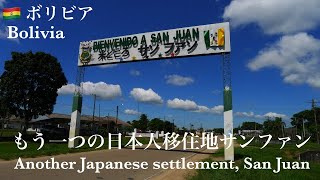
204;28;225;49
217;28;225;47
3;7;21;20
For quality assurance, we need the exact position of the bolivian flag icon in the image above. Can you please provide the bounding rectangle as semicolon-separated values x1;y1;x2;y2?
3;7;21;20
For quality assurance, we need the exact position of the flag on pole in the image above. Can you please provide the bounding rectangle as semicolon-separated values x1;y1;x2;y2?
3;7;21;20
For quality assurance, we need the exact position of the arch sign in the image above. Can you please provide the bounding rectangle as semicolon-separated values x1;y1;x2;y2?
70;22;233;161
78;22;230;66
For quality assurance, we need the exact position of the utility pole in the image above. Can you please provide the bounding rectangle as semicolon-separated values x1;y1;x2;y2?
302;118;306;138
172;119;175;132
107;113;110;133
281;122;284;138
116;105;119;133
92;94;97;132
92;94;97;122
311;99;319;144
254;122;257;137
294;117;298;136
137;102;140;120
99;104;101;121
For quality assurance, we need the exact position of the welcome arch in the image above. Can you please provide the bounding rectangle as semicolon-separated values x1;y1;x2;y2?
69;22;234;160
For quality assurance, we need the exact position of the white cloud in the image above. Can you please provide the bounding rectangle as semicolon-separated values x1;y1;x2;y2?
130;88;163;104
235;111;287;119
165;74;194;86
57;84;77;95
58;81;122;100
248;33;320;88
167;98;198;111
264;112;287;119
195;105;224;114
98;64;118;68
223;0;320;34
167;98;223;114
235;111;255;118
130;70;141;76
124;109;141;115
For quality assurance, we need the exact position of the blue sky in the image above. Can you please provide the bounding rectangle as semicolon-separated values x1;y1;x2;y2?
1;0;320;129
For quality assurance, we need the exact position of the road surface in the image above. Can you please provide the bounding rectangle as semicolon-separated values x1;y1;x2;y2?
0;144;217;180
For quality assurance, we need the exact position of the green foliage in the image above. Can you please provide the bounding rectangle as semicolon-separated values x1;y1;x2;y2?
163;120;175;132
148;118;164;131
0;98;9;119
241;121;263;130
0;137;159;160
291;108;319;142
190;142;320;180
139;114;149;131
120;124;134;133
213;128;224;134
0;98;9;129
129;114;175;132
0;129;19;137
108;121;116;133
129;114;149;132
0;51;67;132
263;117;285;138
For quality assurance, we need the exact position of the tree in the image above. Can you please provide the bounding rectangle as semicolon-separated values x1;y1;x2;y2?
163;120;175;132
241;121;263;130
281;121;286;137
212;128;224;135
263;117;284;138
0;52;67;133
0;97;8;118
138;114;149;132
130;120;139;129
0;97;10;129
148;118;164;131
129;114;149;132
291;108;320;142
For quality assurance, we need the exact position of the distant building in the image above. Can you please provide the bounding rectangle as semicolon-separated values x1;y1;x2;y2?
1;113;131;131
238;129;263;136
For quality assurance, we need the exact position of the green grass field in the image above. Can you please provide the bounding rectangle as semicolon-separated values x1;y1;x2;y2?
190;139;320;180
0;129;20;137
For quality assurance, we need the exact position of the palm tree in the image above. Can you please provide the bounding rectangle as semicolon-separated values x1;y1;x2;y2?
274;117;283;137
190;123;194;131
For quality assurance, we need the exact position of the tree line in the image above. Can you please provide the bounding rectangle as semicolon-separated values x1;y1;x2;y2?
127;114;176;133
238;107;319;143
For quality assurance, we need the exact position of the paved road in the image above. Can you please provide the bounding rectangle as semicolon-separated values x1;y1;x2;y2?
0;145;213;180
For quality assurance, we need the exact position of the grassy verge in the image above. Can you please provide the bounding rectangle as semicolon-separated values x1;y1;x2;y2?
0;129;20;137
190;140;320;180
0;137;158;160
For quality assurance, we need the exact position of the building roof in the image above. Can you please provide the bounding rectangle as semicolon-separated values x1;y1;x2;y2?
29;113;131;126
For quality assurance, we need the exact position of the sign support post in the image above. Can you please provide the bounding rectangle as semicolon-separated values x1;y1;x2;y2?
68;67;85;148
222;53;234;160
